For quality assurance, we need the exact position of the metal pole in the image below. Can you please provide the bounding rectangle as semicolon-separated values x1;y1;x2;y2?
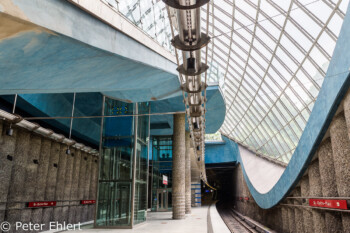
94;95;105;228
12;94;17;114
7;94;18;136
23;111;186;120
69;93;76;139
66;93;76;154
131;103;138;227
146;103;151;210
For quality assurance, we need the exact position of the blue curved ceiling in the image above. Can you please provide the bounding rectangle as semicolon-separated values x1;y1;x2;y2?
0;1;227;150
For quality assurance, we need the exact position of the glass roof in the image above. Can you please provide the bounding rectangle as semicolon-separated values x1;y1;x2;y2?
105;0;349;163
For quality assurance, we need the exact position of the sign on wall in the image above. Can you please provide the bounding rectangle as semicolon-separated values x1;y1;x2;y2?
163;175;168;185
81;200;96;205
28;201;56;208
309;199;348;210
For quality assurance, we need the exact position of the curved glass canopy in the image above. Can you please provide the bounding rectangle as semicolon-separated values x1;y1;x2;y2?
106;0;349;163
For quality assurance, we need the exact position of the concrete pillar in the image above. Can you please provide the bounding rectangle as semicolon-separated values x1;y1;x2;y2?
31;138;52;226
330;113;350;197
300;175;313;233
22;134;42;226
6;129;31;232
293;188;304;233
63;148;75;224
242;176;250;217
172;113;186;219
341;93;350;231
82;154;92;222
185;131;191;214
318;138;343;233
318;138;338;197
287;191;296;233
330;113;350;232
281;207;289;233
89;157;98;220
77;151;88;223
69;149;82;224
236;166;244;213
54;145;68;223
0;122;17;222
42;142;60;230
308;159;326;233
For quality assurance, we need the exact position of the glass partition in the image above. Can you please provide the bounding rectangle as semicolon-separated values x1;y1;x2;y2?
96;98;150;228
133;102;150;225
151;136;173;211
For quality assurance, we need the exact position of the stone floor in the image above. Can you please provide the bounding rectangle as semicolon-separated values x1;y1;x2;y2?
68;206;209;233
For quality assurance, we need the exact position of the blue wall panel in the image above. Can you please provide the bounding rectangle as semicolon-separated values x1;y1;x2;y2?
205;136;238;164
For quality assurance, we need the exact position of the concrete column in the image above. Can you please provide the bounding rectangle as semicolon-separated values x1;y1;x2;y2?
318;138;338;197
318;138;343;233
0;122;17;222
287;191;296;233
77;151;88;223
300;175;313;233
31;138;51;226
42;142;60;230
341;93;350;231
82;154;92;222
293;188;304;233
236;166;244;213
6;129;31;232
22;134;42;226
308;159;326;233
172;113;186;219
63;148;75;224
185;131;191;214
242;176;250;217
89;157;98;220
54;145;68;223
69;149;82;224
281;207;289;233
330;113;350;197
330;113;350;232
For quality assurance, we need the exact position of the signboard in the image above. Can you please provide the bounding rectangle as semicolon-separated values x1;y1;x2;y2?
81;200;96;205
309;199;348;210
28;201;56;208
163;175;168;185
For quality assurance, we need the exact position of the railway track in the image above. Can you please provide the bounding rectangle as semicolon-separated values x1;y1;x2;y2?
216;203;276;233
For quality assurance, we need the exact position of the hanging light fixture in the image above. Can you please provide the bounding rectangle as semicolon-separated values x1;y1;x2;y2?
163;0;210;160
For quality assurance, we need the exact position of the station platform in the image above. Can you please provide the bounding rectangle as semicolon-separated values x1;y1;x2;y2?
72;203;229;233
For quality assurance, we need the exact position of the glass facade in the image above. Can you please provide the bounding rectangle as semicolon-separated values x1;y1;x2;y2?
151;136;173;211
102;0;349;163
133;102;150;224
96;98;149;228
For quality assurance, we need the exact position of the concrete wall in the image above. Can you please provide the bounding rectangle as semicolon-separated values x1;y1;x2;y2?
0;119;98;232
231;95;350;232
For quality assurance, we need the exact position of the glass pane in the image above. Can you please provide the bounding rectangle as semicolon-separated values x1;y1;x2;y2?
96;98;134;227
133;102;150;225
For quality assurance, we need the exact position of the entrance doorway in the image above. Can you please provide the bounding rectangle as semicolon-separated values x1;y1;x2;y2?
156;189;168;211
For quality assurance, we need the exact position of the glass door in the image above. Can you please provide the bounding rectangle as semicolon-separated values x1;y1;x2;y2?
156;189;168;211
